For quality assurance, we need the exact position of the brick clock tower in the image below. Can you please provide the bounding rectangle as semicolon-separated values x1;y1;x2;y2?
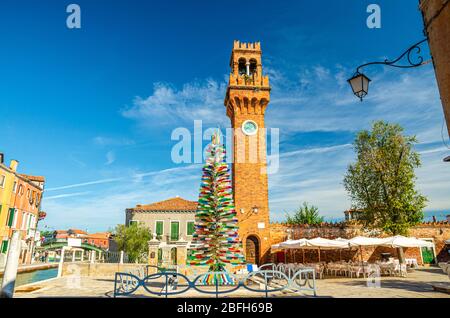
224;41;271;265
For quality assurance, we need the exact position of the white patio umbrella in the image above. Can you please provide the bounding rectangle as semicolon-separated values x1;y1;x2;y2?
279;239;310;263
348;236;390;247
345;236;390;265
306;237;350;249
382;235;434;248
303;237;350;262
279;238;309;249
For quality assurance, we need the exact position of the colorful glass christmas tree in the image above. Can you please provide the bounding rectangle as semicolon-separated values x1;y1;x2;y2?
188;131;245;272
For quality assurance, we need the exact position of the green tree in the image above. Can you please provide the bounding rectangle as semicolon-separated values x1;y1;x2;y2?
285;202;324;225
113;223;151;263
39;230;54;238
343;121;427;235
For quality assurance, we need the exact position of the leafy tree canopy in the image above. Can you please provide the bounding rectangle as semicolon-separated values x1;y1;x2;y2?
113;223;151;263
343;121;427;235
286;202;324;225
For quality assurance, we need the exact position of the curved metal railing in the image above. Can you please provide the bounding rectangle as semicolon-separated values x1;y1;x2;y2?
113;264;317;298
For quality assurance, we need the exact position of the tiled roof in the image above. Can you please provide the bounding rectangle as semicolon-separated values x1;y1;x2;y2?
87;232;111;239
131;197;198;212
69;229;88;234
19;174;45;182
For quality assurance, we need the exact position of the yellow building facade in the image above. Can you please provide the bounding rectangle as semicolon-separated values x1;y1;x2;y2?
0;155;45;264
0;158;18;254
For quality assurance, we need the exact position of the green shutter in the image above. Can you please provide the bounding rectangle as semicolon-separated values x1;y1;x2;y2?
1;240;9;254
170;222;179;241
156;221;163;236
7;208;15;227
0;205;2;216
187;222;195;235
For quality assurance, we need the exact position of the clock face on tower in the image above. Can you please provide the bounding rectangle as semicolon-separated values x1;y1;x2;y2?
242;120;258;136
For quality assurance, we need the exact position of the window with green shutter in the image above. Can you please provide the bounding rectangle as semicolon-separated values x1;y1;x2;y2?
187;221;195;236
155;221;163;236
1;240;8;254
0;205;2;216
7;208;15;227
170;221;179;241
128;220;138;226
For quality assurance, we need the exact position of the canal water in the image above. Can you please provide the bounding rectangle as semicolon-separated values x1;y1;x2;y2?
1;267;58;287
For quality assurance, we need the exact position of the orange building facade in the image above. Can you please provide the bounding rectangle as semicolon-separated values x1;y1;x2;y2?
0;155;45;265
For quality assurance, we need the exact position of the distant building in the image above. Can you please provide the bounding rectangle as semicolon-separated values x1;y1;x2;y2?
49;229;112;250
83;232;111;250
344;209;364;222
0;154;45;265
125;197;197;265
54;230;68;240
67;229;88;238
126;197;197;242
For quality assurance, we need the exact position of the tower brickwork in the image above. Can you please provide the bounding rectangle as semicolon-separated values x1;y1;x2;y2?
224;41;271;264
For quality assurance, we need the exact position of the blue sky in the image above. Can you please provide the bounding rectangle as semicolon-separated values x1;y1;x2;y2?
0;0;449;232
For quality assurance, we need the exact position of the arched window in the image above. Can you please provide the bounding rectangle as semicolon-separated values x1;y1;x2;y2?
249;59;257;76
238;58;247;75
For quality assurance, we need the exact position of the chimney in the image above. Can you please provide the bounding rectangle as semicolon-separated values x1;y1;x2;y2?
9;159;19;172
0;153;4;164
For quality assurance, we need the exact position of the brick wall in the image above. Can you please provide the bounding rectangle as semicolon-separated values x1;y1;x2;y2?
420;0;450;137
269;221;450;264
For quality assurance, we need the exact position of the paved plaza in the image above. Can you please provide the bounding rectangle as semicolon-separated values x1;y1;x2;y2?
13;267;450;298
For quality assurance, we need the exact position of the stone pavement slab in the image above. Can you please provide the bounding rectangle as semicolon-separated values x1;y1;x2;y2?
14;267;450;298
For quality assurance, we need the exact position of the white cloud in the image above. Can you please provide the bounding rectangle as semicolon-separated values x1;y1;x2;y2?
45;192;91;200
93;136;135;147
46;177;122;192
40;164;201;231
105;151;115;165
121;80;229;127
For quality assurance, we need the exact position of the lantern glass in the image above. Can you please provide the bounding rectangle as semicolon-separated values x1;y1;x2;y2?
348;73;371;101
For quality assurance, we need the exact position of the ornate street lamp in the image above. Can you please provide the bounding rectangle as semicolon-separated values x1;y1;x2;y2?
348;72;371;101
349;39;450;162
348;39;430;101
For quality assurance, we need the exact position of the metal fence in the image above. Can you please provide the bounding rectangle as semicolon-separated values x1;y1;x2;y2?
113;264;317;298
99;251;131;263
60;250;131;264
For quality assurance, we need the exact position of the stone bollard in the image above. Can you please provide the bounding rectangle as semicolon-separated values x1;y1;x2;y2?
0;231;21;298
90;251;96;264
57;246;68;278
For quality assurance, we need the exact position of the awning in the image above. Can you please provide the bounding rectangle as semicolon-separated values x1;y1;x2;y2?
348;236;389;246
279;239;309;249
381;235;434;248
271;235;434;250
306;237;350;249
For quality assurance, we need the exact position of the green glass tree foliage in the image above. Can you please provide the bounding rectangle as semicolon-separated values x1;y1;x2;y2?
189;131;245;271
